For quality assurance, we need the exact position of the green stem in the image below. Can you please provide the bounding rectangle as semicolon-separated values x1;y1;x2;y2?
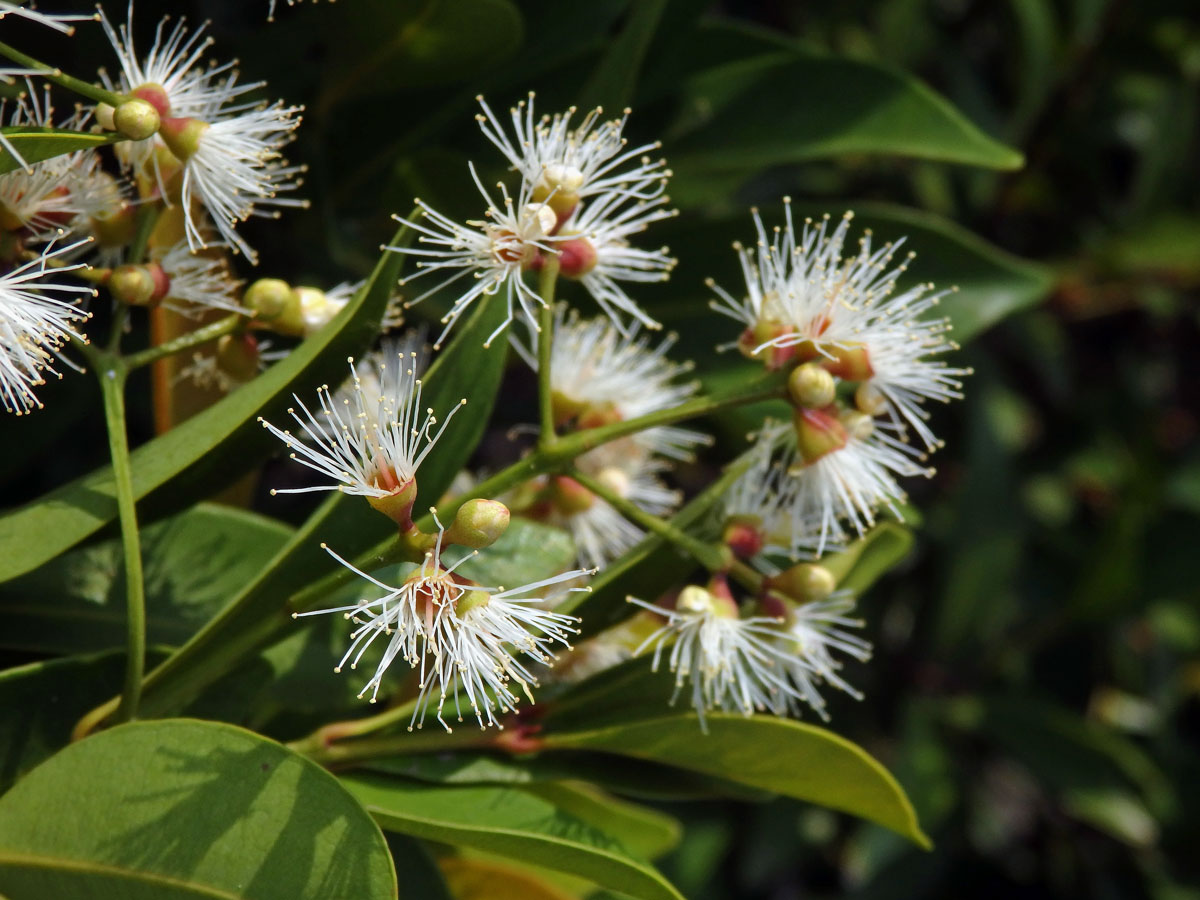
123;314;242;370
536;260;560;449
94;355;145;722
291;726;494;770
570;467;731;573
0;40;127;107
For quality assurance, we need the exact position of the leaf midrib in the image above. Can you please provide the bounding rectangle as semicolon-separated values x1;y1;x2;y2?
0;850;241;899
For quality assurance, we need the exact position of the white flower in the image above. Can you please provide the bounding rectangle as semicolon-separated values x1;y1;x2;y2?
299;533;588;730
152;240;245;317
258;345;461;499
629;586;798;729
0;238;94;414
387;168;560;348
512;305;709;460
0;2;94;34
710;202;967;449
161;104;306;263
298;280;405;336
550;440;682;569
775;594;873;721
475;92;670;207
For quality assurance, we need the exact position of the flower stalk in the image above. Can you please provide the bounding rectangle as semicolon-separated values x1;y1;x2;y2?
536;257;560;448
0;40;128;108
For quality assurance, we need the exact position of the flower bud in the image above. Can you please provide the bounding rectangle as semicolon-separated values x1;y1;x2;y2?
550;475;594;515
723;515;764;559
94;102;116;132
245;278;305;336
557;236;598;278
792;406;848;465
822;342;874;381
130;83;171;117
455;588;492;616
109;263;167;307
113;98;161;141
734;317;797;370
677;584;738;619
854;381;887;416
766;562;837;604
215;333;260;383
296;286;336;335
444;499;511;549
158;116;208;162
788;362;836;409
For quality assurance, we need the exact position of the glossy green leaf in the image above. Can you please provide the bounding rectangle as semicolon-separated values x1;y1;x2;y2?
578;0;667;111
341;775;684;900
367;749;767;801
130;290;512;719
541;714;930;848
668;52;1022;172
437;857;575;900
0;649;161;794
0;127;124;176
521;782;680;860
0;720;397;899
0;504;291;654
0;221;412;583
819;522;914;597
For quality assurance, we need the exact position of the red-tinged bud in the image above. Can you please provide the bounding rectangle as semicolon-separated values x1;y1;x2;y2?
793;406;848;464
766;562;837;604
113;98;161;141
723;515;765;559
215;333;259;383
131;83;171;118
245;278;305;336
550;475;595;515
788;362;836;409
557;236;598;278
737;319;798;370
758;592;789;621
108;264;158;306
158;116;208;162
822;342;874;381
677;583;738;619
444;498;510;549
707;573;736;605
366;477;419;528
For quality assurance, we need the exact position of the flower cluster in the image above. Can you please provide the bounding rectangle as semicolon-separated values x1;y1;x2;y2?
386;93;676;348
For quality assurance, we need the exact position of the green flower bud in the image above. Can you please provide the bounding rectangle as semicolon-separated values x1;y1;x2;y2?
788;362;836;409
113;98;161;141
444;499;511;549
245;278;305;336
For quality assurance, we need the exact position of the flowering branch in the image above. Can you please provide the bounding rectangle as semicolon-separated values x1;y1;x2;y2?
0;40;127;107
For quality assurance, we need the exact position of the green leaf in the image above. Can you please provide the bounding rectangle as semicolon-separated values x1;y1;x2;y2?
520;782;680;860
131;289;512;719
0;720;396;899
578;0;668;111
0;220;413;583
668;52;1023;172
0;127;124;176
445;518;576;590
340;776;684;900
540;714;930;848
0;505;291;654
818;522;914;597
437;857;576;900
0;649;160;794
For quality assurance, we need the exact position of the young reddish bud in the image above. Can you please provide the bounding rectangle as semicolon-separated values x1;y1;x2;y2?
215;333;260;383
113;98;161;141
723;515;765;559
766;562;837;604
366;477;419;528
158;116;208;162
130;83;171;118
550;475;595;515
557;236;598;278
108;264;158;306
792;406;848;464
788;362;837;409
822;342;874;381
245;278;305;336
758;591;789;621
444;499;511;549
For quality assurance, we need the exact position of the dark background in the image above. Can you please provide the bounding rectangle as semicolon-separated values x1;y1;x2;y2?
4;1;1199;897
